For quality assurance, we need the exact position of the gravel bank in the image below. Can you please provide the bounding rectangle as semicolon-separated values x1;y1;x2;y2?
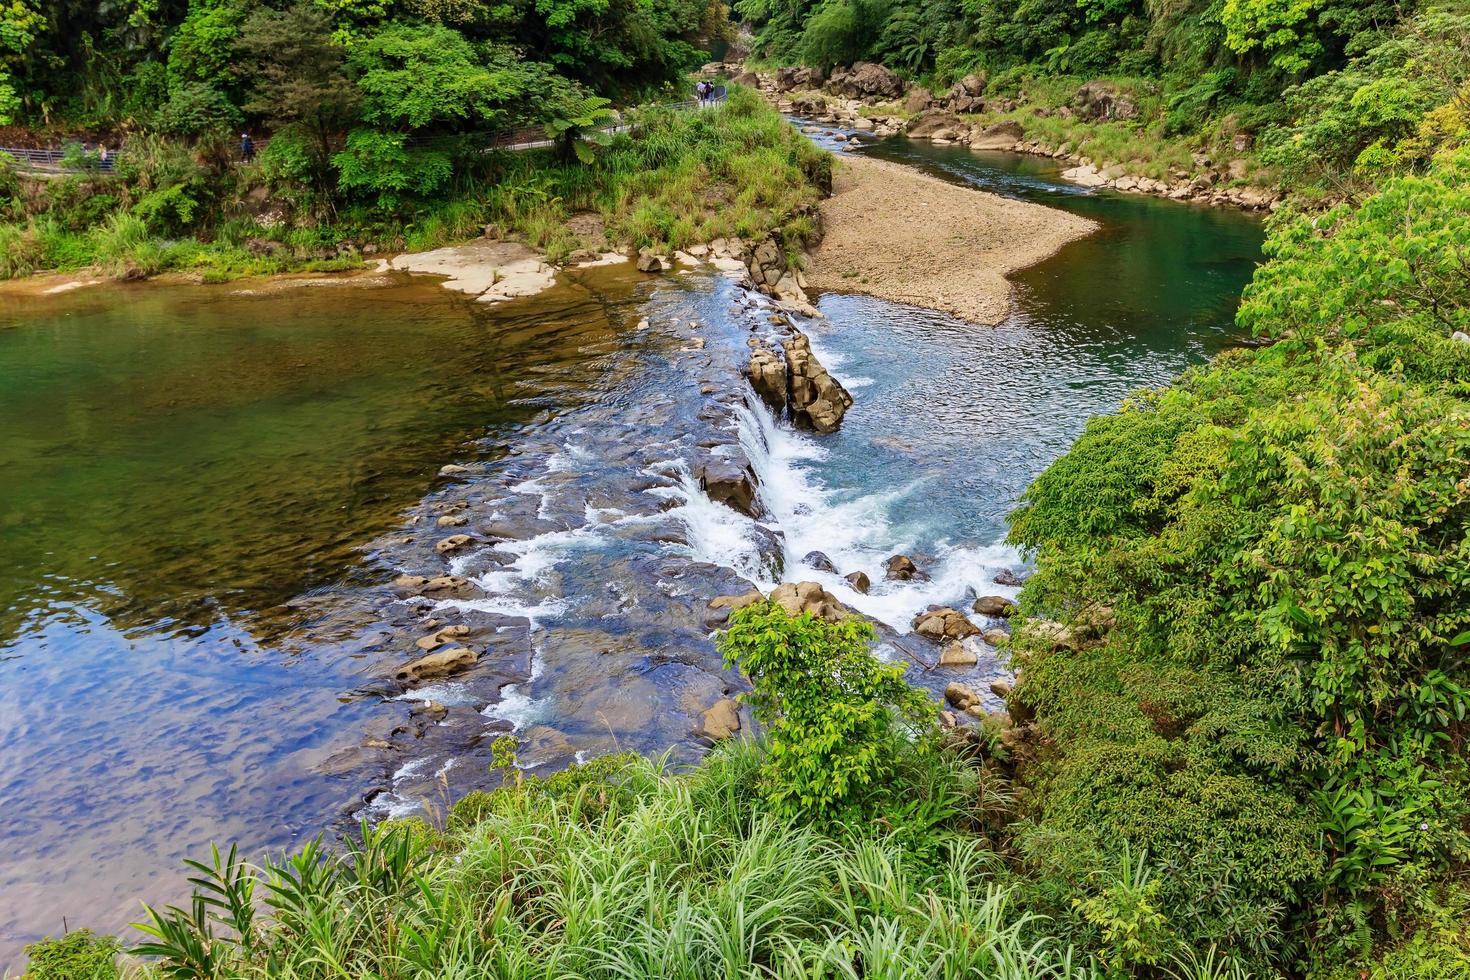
807;155;1097;324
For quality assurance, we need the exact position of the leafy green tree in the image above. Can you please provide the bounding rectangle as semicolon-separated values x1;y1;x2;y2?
235;3;359;197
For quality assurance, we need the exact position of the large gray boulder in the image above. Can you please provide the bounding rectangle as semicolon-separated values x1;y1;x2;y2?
907;110;968;140
826;62;904;100
1073;81;1139;122
970;121;1023;150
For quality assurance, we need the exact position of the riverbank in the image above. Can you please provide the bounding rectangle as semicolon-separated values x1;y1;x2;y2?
805;154;1096;324
715;64;1288;212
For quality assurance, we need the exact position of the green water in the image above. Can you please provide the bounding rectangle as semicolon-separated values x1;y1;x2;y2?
0;269;644;959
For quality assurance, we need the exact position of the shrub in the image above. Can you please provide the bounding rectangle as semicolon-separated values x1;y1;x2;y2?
22;928;120;980
719;600;938;824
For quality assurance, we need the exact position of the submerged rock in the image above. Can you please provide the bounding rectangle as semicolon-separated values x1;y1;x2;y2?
701;698;742;740
392;574;476;598
435;534;475;555
415;624;471;651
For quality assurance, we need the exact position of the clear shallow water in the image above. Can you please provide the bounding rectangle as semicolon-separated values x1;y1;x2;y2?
0;144;1262;968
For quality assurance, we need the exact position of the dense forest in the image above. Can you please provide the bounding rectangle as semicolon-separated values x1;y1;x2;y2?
0;0;765;279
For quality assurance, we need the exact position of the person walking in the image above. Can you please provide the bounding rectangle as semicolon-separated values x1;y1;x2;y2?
240;132;255;163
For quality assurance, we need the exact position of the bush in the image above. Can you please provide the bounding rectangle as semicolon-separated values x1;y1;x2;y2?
22;928;120;980
720;601;939;825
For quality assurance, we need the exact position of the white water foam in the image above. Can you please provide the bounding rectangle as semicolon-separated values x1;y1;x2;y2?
650;386;1022;632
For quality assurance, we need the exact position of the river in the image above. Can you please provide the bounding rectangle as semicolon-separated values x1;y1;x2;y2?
0;140;1262;967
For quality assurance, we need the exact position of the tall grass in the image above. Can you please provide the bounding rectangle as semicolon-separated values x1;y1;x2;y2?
117;743;1092;980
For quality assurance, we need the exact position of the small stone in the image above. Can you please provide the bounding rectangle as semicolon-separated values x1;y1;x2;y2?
973;595;1017;618
993;568;1025;587
438;464;472;476
435;534;474;554
844;571;870;594
982;628;1009;647
437;514;468;527
395;647;476;682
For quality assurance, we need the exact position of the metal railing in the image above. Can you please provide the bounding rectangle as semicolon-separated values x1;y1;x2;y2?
0;85;727;175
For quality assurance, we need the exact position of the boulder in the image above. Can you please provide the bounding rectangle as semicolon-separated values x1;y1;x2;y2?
395;646;476;683
906;110;967;140
844;570;871;594
993;568;1026;587
944;682;981;711
770;581;849;623
747;347;788;412
1031;619;1077;651
973;595;1016;618
636;249;667;273
912;606;982;642
437;514;468;527
701;698;742;740
982;627;1009;647
969;121;1023;150
1073;81;1139;122
803;550;838;574
903;88;935;113
791;92;827;115
885;554;922;581
783;332;853;433
939;639;980;667
733;71;760;87
826;62;905;100
775;65;825;92
710;590;763;612
944;73;988;113
699;459;761;518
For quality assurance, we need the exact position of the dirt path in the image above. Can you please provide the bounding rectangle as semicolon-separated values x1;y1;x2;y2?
806;155;1097;325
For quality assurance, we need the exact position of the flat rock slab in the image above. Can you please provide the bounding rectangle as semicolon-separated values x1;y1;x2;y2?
389;239;557;303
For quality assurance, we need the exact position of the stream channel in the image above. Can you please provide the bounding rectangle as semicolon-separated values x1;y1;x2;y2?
0;133;1263;964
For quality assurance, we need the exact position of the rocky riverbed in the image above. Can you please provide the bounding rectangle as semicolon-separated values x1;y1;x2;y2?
704;61;1286;212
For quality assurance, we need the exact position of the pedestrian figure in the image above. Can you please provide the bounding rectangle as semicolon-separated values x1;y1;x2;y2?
240;132;255;163
98;144;109;169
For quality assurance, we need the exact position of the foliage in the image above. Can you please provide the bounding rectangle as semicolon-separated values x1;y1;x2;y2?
107;744;1094;979
1006;147;1470;972
21;928;120;980
719;600;939;823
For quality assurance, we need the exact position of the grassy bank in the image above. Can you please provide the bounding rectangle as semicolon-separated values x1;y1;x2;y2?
0;88;827;284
